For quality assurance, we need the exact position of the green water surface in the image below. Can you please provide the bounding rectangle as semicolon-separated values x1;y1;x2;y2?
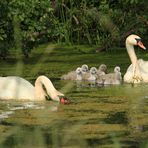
0;44;148;148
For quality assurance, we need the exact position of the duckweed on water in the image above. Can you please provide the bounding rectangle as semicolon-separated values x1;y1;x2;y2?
0;44;148;147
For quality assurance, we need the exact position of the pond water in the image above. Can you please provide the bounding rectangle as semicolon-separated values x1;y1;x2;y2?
0;79;147;148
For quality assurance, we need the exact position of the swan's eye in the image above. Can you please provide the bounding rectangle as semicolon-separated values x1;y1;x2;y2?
135;38;141;43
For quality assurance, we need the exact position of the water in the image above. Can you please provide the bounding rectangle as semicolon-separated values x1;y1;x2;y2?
0;80;147;148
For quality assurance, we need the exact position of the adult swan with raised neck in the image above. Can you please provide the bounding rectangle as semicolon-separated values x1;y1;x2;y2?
0;75;69;104
124;34;146;83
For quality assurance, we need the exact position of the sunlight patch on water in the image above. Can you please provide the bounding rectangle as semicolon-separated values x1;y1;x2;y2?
0;111;14;120
0;102;47;121
9;102;45;111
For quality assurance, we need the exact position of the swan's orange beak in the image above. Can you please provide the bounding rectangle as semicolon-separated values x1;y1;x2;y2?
60;97;70;104
137;41;146;50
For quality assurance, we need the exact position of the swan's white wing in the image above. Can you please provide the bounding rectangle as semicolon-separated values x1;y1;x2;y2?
0;76;35;100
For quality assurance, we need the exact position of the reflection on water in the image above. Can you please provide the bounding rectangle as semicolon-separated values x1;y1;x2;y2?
0;80;148;148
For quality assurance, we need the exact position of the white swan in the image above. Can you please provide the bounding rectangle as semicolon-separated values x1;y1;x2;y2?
123;34;146;83
0;75;69;104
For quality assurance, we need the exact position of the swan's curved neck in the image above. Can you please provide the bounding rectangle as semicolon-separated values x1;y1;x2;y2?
126;42;137;65
35;76;60;101
35;78;46;101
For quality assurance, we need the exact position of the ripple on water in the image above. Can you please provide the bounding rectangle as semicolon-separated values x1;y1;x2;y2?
0;102;46;121
0;111;14;120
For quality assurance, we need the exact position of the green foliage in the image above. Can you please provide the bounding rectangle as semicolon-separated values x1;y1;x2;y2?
0;0;147;58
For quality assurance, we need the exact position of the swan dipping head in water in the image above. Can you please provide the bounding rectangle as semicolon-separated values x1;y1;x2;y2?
0;75;70;104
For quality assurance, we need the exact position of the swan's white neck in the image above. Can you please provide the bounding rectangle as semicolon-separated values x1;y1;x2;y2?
126;42;137;65
35;78;46;101
35;76;61;101
126;41;141;79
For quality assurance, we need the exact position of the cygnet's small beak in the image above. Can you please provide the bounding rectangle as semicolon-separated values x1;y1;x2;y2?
60;97;70;104
137;41;146;50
